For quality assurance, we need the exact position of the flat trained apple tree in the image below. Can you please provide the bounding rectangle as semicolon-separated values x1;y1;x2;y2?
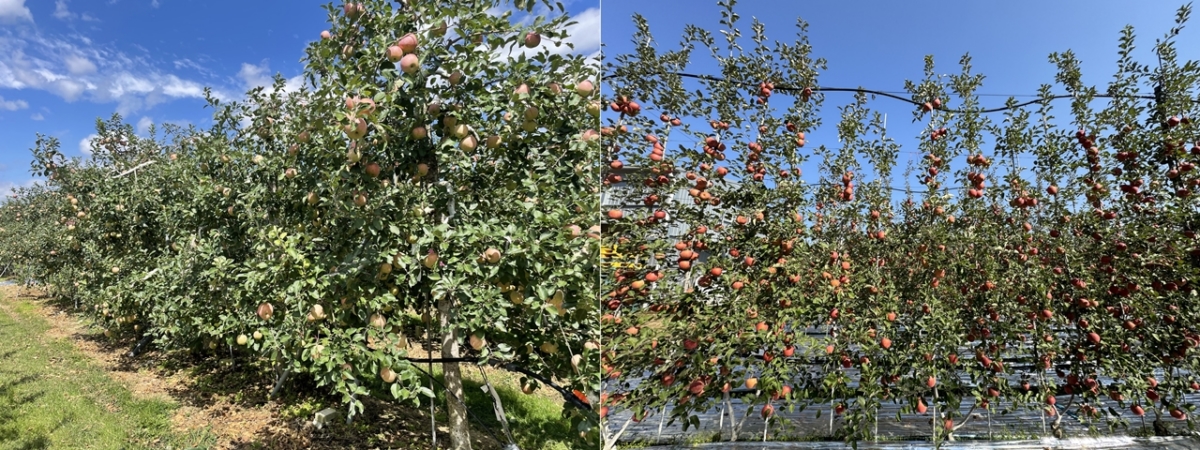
600;1;1200;447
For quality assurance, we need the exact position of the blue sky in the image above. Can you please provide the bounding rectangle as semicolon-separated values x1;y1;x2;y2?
0;0;599;194
601;0;1200;201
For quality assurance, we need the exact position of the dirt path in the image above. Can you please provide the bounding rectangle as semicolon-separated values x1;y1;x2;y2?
0;285;536;449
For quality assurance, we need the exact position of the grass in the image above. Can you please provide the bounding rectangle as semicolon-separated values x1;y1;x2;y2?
0;288;580;449
399;308;580;450
0;290;215;450
417;353;578;450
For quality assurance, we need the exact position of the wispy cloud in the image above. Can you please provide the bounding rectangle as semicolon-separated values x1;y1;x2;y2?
0;30;237;114
79;133;98;155
30;112;43;120
0;178;40;196
489;5;600;63
53;0;72;20
51;0;97;22
0;95;27;110
0;0;32;23
237;61;303;93
63;54;96;75
136;116;153;134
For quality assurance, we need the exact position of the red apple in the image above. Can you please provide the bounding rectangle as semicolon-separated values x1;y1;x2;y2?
387;45;403;62
400;54;420;74
397;33;418;53
524;32;541;48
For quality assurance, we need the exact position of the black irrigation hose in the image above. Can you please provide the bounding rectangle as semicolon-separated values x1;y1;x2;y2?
499;362;593;412
128;333;154;357
603;71;1200;113
400;355;594;412
401;356;479;363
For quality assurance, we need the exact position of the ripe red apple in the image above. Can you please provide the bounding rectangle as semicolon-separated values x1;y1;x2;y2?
484;247;501;264
524;32;541;48
397;33;418;53
365;163;381;178
257;303;274;320
576;79;594;96
387;45;403;62
400;54;420;74
460;135;477;151
513;83;530;99
469;333;486;351
343;2;364;19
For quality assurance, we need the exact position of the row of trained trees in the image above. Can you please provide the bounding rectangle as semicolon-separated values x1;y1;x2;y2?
0;1;601;448
600;1;1200;447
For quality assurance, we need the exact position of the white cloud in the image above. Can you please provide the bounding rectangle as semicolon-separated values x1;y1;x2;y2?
0;95;27;110
0;179;40;196
0;0;32;22
490;6;600;62
79;133;98;155
150;0;159;7
238;61;303;93
136;116;152;134
30;112;43;120
64;54;96;75
51;0;96;22
0;32;236;114
53;1;73;20
50;78;87;101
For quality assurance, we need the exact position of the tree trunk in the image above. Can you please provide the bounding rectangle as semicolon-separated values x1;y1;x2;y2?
439;294;472;450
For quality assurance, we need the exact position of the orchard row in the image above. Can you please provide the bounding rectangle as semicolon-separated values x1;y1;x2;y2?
0;1;602;448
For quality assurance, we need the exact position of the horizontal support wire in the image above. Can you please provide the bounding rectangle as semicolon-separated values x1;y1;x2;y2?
602;71;1200;113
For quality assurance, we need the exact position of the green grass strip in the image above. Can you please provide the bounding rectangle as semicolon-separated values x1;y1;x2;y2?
0;292;214;450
